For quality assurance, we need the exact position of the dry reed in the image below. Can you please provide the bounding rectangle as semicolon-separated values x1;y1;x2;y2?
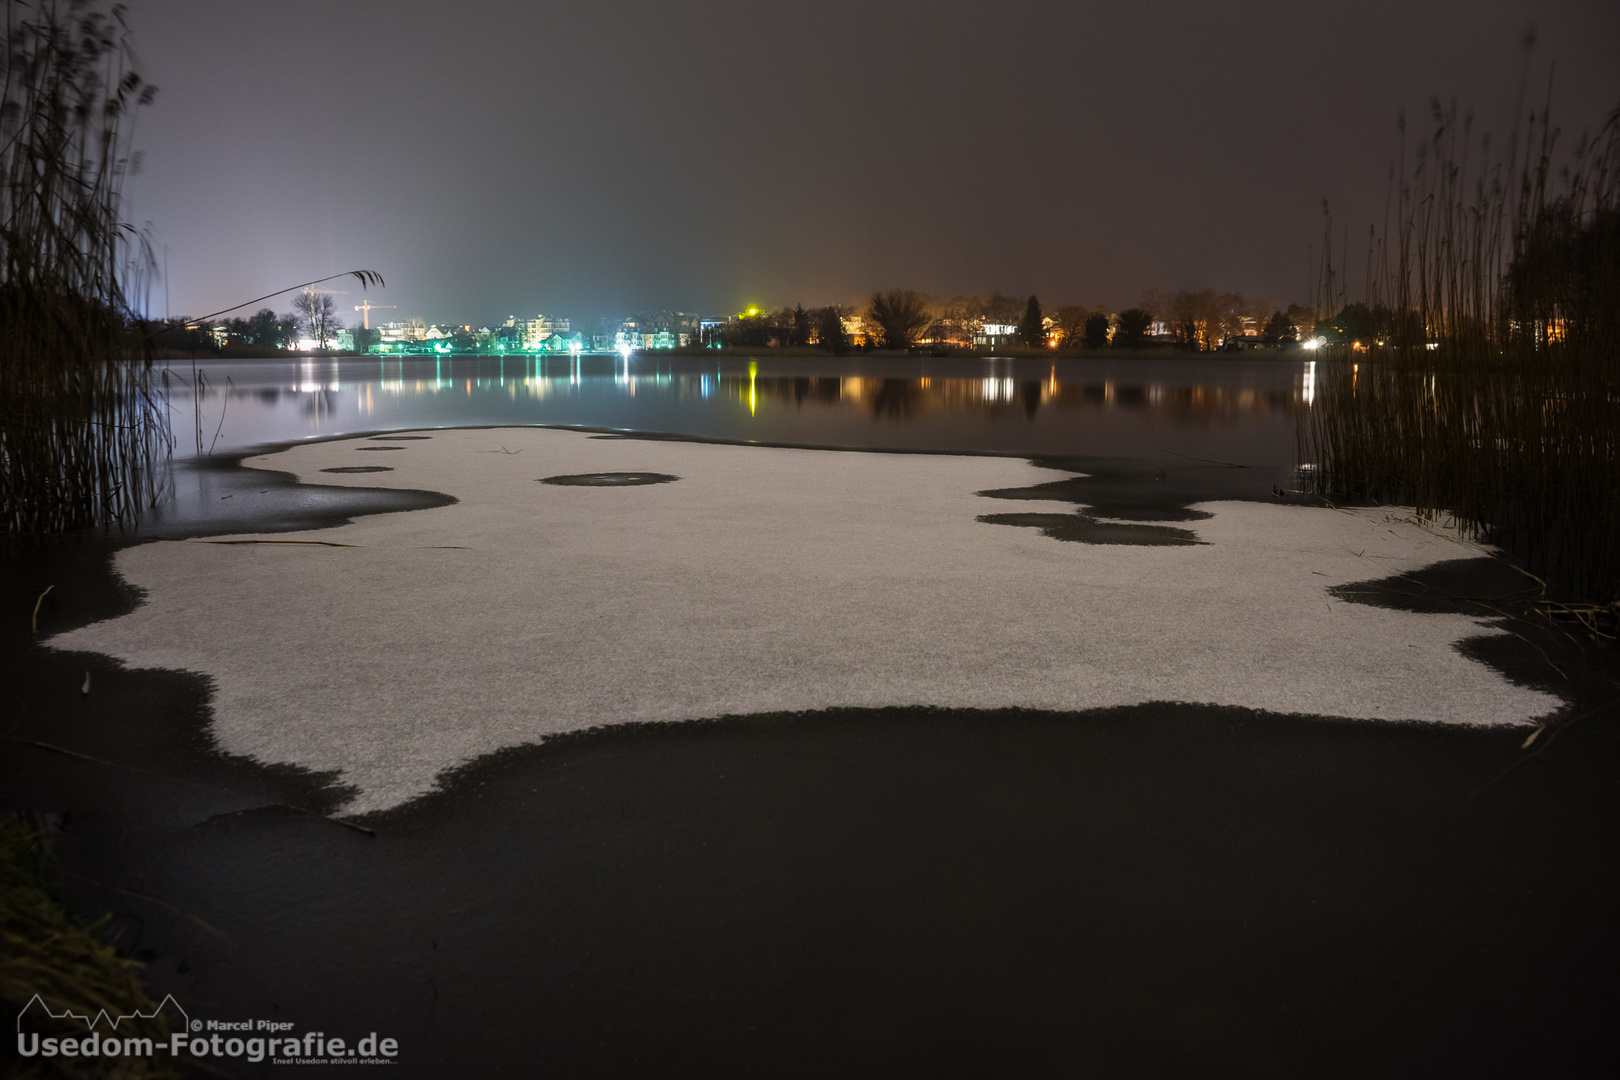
1301;90;1620;604
1;0;172;537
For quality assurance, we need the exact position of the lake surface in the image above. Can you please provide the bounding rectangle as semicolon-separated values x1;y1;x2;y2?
141;352;1316;532
167;352;1313;465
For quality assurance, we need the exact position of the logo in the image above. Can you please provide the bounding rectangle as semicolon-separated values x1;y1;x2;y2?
17;994;400;1067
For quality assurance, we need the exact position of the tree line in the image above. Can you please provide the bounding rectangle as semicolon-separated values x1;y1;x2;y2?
706;290;1317;352
150;292;342;352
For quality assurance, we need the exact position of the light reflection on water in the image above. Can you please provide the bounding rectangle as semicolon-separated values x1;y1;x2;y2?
170;353;1313;468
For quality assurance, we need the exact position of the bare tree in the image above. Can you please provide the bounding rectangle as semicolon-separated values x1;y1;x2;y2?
983;292;1022;330
867;290;933;350
1285;302;1316;338
939;296;983;347
294;291;342;348
1243;294;1272;337
1216;292;1251;345
1049;306;1091;348
1141;289;1172;330
1160;289;1224;350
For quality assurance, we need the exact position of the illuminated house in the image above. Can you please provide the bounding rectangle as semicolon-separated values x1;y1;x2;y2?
840;313;869;347
502;314;571;351
974;321;1016;347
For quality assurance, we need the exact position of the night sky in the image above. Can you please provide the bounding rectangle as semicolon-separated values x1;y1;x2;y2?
126;0;1618;325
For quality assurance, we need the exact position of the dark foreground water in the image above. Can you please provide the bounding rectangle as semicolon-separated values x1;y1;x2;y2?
12;350;1617;1077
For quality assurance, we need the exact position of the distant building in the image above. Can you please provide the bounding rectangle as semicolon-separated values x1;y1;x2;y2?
505;314;571;351
841;313;869;347
975;322;1016;348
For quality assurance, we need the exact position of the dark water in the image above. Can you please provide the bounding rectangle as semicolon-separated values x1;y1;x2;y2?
168;353;1313;465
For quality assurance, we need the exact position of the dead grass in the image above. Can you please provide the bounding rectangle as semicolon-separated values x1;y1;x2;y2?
0;815;180;1079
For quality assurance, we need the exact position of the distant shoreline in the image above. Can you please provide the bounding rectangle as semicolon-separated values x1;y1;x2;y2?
152;344;1307;362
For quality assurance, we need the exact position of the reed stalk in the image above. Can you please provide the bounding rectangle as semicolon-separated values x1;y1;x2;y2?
1;0;172;537
1301;94;1620;603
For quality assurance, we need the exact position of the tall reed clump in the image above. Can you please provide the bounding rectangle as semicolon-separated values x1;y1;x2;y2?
1;0;171;537
1300;94;1620;604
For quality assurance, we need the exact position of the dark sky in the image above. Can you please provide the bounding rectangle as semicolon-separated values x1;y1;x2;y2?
125;0;1619;325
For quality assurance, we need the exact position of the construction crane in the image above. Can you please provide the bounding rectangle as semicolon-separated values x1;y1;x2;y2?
354;298;396;330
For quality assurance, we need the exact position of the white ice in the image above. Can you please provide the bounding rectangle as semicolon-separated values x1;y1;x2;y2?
48;428;1560;814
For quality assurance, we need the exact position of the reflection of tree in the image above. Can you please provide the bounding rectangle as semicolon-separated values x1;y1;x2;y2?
298;389;338;419
698;372;1295;426
789;376;840;406
1020;381;1042;419
870;379;918;419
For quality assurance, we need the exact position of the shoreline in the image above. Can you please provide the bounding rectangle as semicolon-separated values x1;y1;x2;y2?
151;345;1307;362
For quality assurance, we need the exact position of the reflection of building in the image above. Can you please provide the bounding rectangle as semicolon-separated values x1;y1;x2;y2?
706;372;1303;421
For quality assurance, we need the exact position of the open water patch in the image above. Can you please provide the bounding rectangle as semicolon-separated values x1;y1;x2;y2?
977;512;1203;546
369;435;433;441
321;466;395;474
539;472;680;487
973;458;1269;546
